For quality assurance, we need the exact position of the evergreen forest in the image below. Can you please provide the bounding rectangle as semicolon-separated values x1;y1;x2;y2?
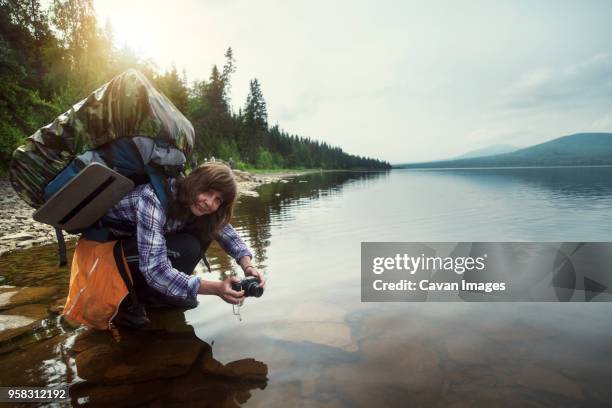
0;0;390;172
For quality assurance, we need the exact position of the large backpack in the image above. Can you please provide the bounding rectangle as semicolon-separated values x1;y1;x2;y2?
9;69;195;264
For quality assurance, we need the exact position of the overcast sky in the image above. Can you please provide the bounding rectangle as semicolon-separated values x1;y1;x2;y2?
95;0;612;164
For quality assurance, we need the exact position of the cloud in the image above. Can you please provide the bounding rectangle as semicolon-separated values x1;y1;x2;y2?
503;53;612;109
590;112;612;131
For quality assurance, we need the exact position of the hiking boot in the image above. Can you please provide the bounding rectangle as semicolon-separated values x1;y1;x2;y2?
113;299;150;329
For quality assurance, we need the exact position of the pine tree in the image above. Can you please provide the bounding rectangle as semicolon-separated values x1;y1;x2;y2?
221;46;235;106
155;65;189;114
244;78;267;133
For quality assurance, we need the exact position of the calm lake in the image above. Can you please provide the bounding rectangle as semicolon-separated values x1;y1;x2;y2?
2;167;612;406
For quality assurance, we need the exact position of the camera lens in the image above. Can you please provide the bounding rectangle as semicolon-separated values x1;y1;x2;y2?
245;280;264;298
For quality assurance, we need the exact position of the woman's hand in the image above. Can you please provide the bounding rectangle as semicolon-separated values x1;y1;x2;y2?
198;277;244;305
244;266;266;289
217;276;245;305
238;256;266;289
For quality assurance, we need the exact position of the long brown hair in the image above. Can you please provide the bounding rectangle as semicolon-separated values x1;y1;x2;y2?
168;162;237;244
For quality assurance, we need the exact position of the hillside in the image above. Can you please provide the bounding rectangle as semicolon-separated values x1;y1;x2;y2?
395;133;612;168
454;144;519;159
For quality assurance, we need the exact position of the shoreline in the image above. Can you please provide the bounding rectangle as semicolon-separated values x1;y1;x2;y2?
0;169;315;256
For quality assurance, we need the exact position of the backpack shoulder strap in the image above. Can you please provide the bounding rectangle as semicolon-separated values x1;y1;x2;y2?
112;240;141;308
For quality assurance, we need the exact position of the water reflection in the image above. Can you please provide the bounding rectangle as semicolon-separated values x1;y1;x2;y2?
206;171;389;274
70;309;268;407
414;167;612;199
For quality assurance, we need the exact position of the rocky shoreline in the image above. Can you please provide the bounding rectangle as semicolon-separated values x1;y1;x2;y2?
0;169;305;256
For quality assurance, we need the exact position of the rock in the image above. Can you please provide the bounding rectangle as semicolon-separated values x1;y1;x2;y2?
0;331;75;387
0;286;58;310
49;297;67;314
0;303;48;343
0;290;20;308
16;240;34;248
0;232;34;242
0;315;35;332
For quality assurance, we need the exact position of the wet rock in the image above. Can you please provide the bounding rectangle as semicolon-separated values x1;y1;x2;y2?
74;330;204;384
0;232;34;242
0;288;18;307
2;303;49;320
0;314;34;331
72;328;110;353
0;303;48;343
0;331;75;387
0;286;58;310
16;240;35;248
49;297;67;314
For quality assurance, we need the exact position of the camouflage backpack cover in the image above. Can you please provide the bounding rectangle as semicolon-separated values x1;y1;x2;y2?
10;69;195;208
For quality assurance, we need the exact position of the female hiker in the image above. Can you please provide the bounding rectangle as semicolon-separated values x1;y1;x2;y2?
104;161;265;326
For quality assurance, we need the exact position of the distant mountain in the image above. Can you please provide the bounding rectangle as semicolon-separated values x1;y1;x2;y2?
395;133;612;169
454;144;519;159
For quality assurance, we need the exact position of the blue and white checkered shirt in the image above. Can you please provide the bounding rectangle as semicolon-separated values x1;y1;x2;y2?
104;180;252;300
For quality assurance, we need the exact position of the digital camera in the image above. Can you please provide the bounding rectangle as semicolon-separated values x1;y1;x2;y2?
232;276;264;298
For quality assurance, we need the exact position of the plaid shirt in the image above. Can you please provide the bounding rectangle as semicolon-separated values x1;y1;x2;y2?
104;180;252;300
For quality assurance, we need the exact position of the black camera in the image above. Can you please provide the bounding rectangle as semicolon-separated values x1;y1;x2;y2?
232;276;264;298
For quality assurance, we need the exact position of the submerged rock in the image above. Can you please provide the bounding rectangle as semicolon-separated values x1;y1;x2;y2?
0;286;58;310
0;303;48;343
266;321;358;352
48;297;67;314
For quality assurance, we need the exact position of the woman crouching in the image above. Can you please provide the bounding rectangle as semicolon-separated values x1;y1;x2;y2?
104;162;265;327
